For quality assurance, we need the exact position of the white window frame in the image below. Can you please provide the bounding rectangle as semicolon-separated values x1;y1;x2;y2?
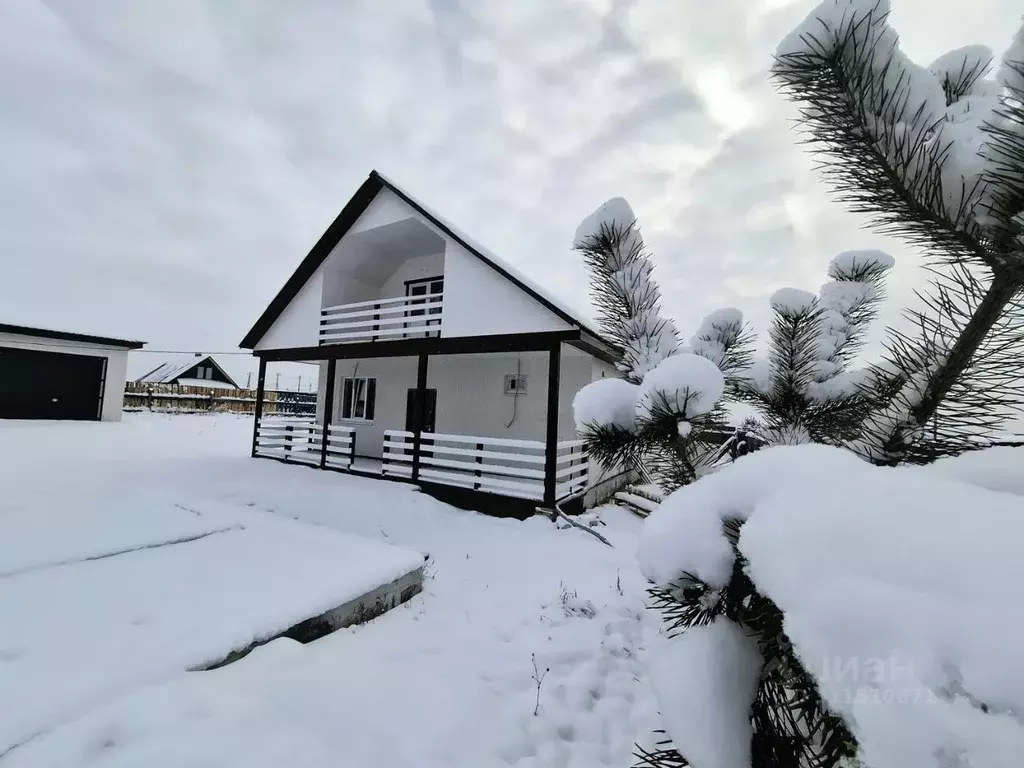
340;376;377;422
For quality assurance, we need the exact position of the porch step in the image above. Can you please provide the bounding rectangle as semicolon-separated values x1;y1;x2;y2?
613;491;660;518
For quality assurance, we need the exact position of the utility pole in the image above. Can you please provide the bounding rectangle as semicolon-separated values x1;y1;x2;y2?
298;375;302;392
275;372;280;390
246;372;252;389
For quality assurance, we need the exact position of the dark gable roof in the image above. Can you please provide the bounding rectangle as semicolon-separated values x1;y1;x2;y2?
240;171;615;355
0;323;146;349
136;353;240;388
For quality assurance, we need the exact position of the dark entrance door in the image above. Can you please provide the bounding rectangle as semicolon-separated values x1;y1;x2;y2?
405;388;437;433
0;346;105;420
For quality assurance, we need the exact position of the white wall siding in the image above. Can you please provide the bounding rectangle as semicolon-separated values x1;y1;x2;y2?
441;241;573;337
433;352;550;443
325;357;418;459
254;263;326;351
378;252;444;298
0;332;130;422
316;351;575;458
348;189;413;234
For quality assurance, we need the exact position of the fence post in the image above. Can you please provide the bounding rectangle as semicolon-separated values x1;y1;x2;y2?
474;442;483;490
284;424;293;461
372;302;380;342
350;430;357;470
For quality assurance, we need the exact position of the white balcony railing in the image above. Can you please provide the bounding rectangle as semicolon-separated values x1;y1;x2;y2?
319;293;442;345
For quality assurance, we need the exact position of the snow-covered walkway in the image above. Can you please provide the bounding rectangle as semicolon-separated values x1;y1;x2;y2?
0;414;662;767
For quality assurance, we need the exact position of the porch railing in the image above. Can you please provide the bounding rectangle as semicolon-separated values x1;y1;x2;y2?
254;418;356;469
555;439;589;499
320;293;443;345
381;430;589;501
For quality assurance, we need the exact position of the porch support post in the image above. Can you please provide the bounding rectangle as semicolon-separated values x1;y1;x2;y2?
543;342;561;507
319;360;336;469
411;353;429;481
251;356;267;458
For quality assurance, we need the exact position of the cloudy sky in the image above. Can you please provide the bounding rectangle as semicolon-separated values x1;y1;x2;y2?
2;0;1021;376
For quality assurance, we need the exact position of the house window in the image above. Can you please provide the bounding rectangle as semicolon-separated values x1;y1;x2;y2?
504;374;528;395
341;377;376;421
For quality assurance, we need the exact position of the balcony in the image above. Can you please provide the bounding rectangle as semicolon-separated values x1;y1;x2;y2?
319;293;443;345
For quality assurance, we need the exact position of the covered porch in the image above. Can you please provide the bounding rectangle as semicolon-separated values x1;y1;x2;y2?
249;330;603;518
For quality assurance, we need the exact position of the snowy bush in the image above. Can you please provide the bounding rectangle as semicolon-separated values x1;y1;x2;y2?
574;201;738;490
573;378;639;433
732;249;894;448
635;354;725;423
632;2;1024;766
637;445;1024;768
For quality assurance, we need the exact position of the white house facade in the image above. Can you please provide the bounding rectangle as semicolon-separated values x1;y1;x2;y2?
239;171;626;517
0;323;146;422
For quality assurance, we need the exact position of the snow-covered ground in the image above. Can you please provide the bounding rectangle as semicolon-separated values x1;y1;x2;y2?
0;414;661;767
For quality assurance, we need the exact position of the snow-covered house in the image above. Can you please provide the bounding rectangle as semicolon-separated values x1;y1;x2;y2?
239;171;625;517
136;354;240;389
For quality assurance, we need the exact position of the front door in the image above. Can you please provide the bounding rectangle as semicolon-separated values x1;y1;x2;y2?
405;388;437;433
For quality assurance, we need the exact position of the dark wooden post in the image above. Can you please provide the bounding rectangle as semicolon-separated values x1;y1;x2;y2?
319;360;336;469
250;357;267;457
411;354;429;482
474;442;484;490
543;342;562;507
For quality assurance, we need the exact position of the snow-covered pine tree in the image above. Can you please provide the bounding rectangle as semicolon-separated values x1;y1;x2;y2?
572;200;751;490
634;4;1024;768
733;249;895;447
772;0;1024;465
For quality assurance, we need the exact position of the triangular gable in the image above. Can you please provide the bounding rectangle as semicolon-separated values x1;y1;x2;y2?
240;171;609;350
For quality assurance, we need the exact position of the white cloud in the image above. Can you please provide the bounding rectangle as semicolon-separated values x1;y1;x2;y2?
0;0;1020;362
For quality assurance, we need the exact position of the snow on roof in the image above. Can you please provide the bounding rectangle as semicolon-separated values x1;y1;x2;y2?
135;354;239;387
376;173;610;345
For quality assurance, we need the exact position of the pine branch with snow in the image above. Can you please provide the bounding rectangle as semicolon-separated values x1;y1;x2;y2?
574;352;734;492
771;0;1024;464
575;199;680;383
730;250;894;448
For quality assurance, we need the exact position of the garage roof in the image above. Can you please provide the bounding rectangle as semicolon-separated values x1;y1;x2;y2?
0;323;146;350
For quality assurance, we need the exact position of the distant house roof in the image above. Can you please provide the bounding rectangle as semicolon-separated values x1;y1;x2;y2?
0;322;146;349
136;354;240;388
239;170;617;362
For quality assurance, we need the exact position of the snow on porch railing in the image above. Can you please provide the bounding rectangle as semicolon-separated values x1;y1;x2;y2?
319;293;443;345
555;440;589;499
381;432;591;502
255;418;356;469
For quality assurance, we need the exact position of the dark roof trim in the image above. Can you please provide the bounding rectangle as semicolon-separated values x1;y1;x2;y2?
239;174;384;349
256;330;579;362
0;323;146;350
239;170;614;351
570;330;621;367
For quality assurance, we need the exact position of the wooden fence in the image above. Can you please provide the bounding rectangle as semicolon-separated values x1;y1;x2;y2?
123;381;316;416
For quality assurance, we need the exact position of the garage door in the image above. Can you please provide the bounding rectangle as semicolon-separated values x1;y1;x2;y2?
0;346;105;420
